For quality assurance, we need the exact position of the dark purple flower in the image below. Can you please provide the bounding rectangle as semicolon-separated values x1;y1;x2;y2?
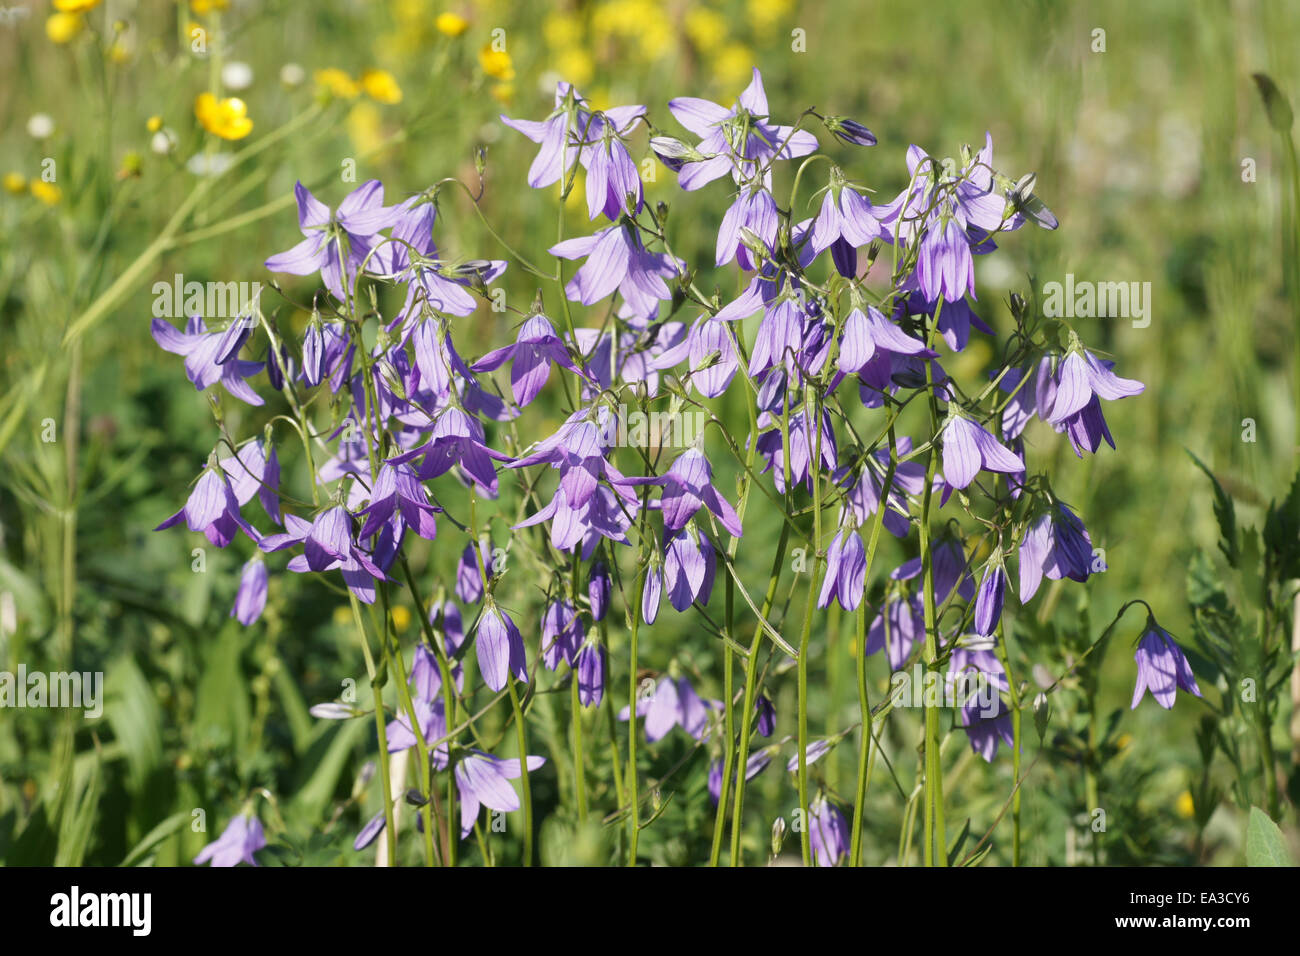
258;507;388;604
1131;622;1201;710
841;436;927;538
824;116;877;147
386;696;446;757
231;557;268;626
265;180;398;301
194;813;266;867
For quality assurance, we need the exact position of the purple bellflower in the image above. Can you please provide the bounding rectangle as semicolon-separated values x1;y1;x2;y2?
194;813;266;867
1131;621;1202;710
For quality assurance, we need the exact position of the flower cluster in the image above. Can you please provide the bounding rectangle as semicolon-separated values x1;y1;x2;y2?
164;67;1194;866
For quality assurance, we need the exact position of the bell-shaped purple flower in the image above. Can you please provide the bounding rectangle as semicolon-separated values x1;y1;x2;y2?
588;561;611;621
231;557;268;626
156;466;256;548
818;528;867;611
475;605;528;692
808;795;850;867
151;316;265;406
662;526;717;612
549;222;682;321
455;750;547;838
618;674;720;742
1131;622;1201;710
471;313;584;406
540;599;583;670
194;813;266;867
1018;503;1094;602
941;414;1024;489
356;462;442;541
973;560;1006;637
575;642;606;708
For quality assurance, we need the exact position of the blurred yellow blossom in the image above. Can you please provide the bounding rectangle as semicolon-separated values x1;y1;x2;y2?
1175;790;1194;819
3;173;27;195
315;68;360;99
30;181;62;205
54;0;100;11
479;45;514;81
747;0;794;33
195;92;253;140
684;7;727;53
361;68;403;104
436;12;469;36
346;102;385;155
713;43;755;89
46;12;83;43
490;83;514;105
147;115;163;133
543;12;582;49
592;0;671;61
390;606;412;631
554;48;594;87
190;0;229;14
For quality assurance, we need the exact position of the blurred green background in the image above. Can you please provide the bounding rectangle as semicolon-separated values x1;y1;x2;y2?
0;0;1297;866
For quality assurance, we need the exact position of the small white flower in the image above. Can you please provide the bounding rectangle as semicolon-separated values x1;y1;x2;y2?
279;62;305;87
222;61;254;91
151;129;178;155
187;152;235;177
27;113;55;139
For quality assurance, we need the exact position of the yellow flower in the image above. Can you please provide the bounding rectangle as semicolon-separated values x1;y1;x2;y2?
479;45;514;81
747;0;794;33
553;47;594;87
3;173;27;195
108;41;130;64
1175;790;1195;819
190;0;229;14
332;605;352;627
713;42;755;89
542;12;582;49
435;12;469;36
346;102;384;155
46;12;83;43
147;115;163;132
314;68;360;99
54;0;100;11
684;8;727;53
490;82;514;105
195;92;253;140
390;606;412;632
30;181;62;205
361;68;403;104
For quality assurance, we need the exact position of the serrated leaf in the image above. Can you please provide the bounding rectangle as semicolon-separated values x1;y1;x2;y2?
1245;806;1294;866
1187;450;1238;568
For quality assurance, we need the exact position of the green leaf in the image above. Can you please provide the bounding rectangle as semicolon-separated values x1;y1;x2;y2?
120;811;193;867
1245;807;1294;866
1263;466;1300;580
1253;73;1295;133
1187;450;1239;568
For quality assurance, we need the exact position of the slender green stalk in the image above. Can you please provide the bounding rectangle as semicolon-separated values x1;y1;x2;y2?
730;520;791;866
626;562;647;866
349;595;397;864
507;677;534;866
570;675;589;823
